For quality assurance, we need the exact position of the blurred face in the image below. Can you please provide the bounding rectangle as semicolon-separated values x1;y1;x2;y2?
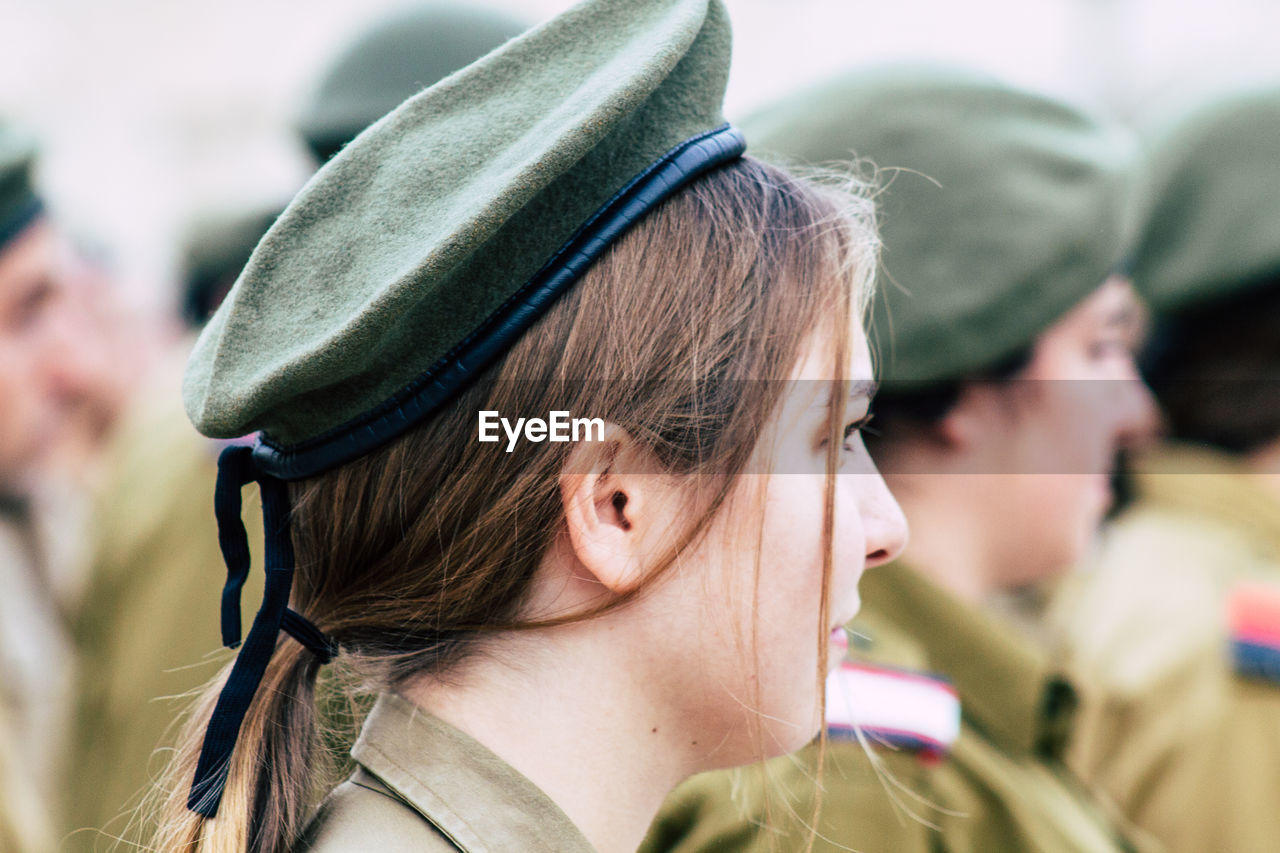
646;317;908;767
0;220;102;491
972;277;1156;585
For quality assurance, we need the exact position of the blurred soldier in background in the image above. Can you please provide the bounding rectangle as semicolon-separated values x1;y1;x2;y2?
175;2;529;333
295;2;527;164
642;67;1163;853
0;119;136;853
62;5;528;849
177;206;283;331
0;116;67;853
1049;86;1280;853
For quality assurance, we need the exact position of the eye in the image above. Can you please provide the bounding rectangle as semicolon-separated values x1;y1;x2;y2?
1088;334;1137;361
1089;341;1118;359
842;415;875;450
5;278;54;335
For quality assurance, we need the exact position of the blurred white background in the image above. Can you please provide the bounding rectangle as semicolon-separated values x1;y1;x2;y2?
3;0;1280;318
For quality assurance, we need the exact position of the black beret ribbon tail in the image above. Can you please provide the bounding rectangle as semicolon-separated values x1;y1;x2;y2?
187;444;337;817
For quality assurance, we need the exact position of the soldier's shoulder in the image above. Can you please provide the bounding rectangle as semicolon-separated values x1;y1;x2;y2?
1227;578;1280;687
1053;506;1265;694
298;773;459;852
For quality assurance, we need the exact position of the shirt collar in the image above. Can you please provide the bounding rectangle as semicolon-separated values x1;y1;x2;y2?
858;561;1078;759
352;692;596;853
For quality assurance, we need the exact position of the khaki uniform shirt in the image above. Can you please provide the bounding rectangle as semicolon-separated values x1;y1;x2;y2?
642;563;1161;853
300;693;595;852
0;501;69;853
62;365;264;850
1050;442;1280;853
0;693;55;853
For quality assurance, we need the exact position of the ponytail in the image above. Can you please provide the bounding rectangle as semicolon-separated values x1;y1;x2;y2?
150;638;325;853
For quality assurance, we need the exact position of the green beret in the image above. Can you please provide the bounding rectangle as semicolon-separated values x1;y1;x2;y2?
0;122;42;250
745;66;1136;385
296;4;528;163
184;0;743;479
1132;86;1280;315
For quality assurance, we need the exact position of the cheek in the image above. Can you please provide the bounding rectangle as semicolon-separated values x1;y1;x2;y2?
758;475;828;606
0;358;19;409
1005;476;1105;579
1005;392;1093;474
0;354;40;426
695;472;864;758
1028;365;1140;467
752;478;839;736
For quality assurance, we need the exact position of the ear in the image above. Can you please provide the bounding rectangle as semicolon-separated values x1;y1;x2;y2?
559;425;655;595
936;382;1002;452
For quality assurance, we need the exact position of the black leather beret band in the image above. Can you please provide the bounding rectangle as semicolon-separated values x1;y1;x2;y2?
252;123;746;481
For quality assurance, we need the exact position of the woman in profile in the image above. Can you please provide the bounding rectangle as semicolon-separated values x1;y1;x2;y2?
642;67;1160;853
147;1;906;851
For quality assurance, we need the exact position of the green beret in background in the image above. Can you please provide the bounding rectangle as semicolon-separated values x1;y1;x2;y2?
0;122;42;250
184;0;744;479
1132;86;1280;315
296;3;529;163
178;205;283;329
744;65;1137;386
182;6;525;330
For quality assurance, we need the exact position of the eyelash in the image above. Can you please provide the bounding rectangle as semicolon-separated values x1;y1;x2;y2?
842;415;876;447
1089;339;1127;359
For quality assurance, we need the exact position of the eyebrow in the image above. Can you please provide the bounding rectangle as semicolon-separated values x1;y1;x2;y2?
850;379;878;401
809;379;878;411
1102;301;1142;330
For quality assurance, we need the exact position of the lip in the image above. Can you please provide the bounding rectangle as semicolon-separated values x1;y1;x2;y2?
829;601;860;634
827;626;850;670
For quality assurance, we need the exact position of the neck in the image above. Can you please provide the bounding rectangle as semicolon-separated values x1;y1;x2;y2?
401;624;691;853
883;473;995;604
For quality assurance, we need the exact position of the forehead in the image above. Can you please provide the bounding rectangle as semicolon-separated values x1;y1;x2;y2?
1052;275;1143;334
790;313;874;383
0;221;55;295
781;316;876;428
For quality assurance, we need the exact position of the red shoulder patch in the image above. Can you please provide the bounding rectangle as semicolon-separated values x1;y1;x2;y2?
1228;580;1280;684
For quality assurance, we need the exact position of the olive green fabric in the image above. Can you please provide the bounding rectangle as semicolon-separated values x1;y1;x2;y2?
301;692;595;852
743;66;1137;385
61;358;264;850
1133;87;1280;314
184;0;732;447
1049;442;1280;853
642;562;1161;853
0;123;39;248
297;4;528;163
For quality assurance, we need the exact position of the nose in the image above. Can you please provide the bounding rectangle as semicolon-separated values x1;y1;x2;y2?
1112;362;1161;451
39;301;96;397
863;472;908;569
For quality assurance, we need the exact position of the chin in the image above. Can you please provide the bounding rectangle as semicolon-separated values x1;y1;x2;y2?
767;690;827;755
760;718;822;759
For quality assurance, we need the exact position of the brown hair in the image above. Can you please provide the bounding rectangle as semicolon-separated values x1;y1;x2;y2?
149;156;876;853
1146;277;1280;454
